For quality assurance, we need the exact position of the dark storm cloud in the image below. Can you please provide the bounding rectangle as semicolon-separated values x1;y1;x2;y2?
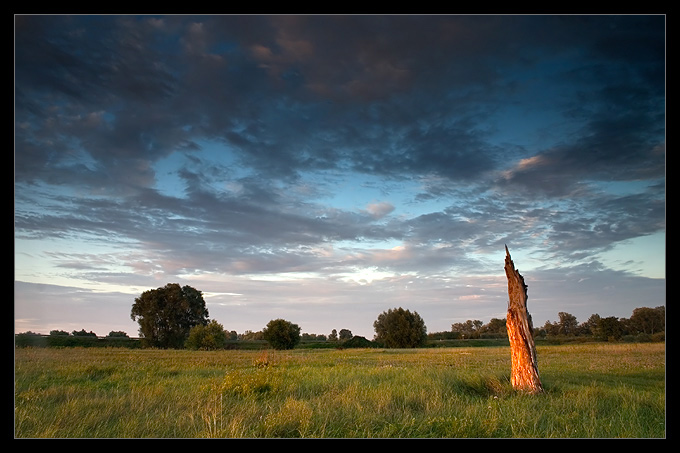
497;95;665;197
494;16;664;198
15;16;184;194
16;15;665;188
12;16;480;185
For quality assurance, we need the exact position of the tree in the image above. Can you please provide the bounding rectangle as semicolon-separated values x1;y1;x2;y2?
107;331;129;338
343;335;375;348
595;316;623;341
263;319;301;350
339;329;353;341
185;320;227;350
302;333;327;341
557;312;578;336
629;306;665;335
504;245;542;394
451;320;483;338
49;330;69;336
373;307;427;348
481;318;507;337
580;314;601;336
543;320;560;336
240;330;264;340
130;283;209;348
72;329;97;337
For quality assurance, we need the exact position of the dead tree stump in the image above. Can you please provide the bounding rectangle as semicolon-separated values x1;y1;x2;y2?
504;245;543;394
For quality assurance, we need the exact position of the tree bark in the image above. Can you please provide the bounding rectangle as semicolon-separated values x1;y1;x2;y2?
504;245;543;394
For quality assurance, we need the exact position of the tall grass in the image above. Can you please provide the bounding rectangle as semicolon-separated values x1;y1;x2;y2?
14;343;665;438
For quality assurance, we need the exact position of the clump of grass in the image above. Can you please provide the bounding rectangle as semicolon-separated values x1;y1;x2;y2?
222;368;280;397
253;350;274;368
262;398;313;437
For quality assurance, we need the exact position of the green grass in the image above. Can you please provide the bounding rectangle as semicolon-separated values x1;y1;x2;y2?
14;343;665;438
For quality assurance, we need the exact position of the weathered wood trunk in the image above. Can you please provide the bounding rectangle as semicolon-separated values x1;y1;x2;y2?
504;245;543;394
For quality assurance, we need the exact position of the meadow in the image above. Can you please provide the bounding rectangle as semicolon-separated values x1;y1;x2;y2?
14;343;665;438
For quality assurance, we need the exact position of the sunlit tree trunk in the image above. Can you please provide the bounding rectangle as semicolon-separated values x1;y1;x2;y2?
504;245;543;394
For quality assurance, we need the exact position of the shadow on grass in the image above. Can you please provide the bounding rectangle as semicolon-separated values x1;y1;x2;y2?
452;373;513;398
451;373;568;399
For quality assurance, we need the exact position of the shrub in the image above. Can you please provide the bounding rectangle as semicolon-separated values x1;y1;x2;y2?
342;335;376;348
15;332;46;348
373;307;427;348
263;319;301;350
185;320;227;350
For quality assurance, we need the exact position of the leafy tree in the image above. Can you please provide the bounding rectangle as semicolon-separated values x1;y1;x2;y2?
131;283;209;348
342;335;376;348
557;312;579;336
263;319;301;350
240;330;264;340
580;314;601;336
16;331;46;348
427;330;460;340
451;320;483;338
595;316;623;341
49;330;70;336
19;331;41;336
72;329;97;337
185;320;227;350
302;332;327;341
481;318;507;337
107;331;129;338
339;329;353;341
328;329;338;342
542;320;560;336
373;307;427;348
629;306;665;335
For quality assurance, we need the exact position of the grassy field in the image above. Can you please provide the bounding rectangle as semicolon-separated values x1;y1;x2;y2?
14;343;665;438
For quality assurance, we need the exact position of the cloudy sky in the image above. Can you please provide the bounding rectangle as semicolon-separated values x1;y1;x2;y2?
15;15;665;339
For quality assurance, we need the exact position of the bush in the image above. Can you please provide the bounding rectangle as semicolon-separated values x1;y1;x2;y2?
342;335;377;348
72;329;97;337
373;307;427;348
49;330;70;336
15;332;46;348
48;335;98;347
185;320;227;350
107;331;130;338
263;319;301;350
651;332;665;342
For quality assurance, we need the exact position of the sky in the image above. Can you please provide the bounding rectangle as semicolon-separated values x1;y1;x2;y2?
14;15;665;339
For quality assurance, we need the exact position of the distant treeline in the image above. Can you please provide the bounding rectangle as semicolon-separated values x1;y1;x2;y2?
15;330;143;348
428;306;665;343
15;306;664;349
